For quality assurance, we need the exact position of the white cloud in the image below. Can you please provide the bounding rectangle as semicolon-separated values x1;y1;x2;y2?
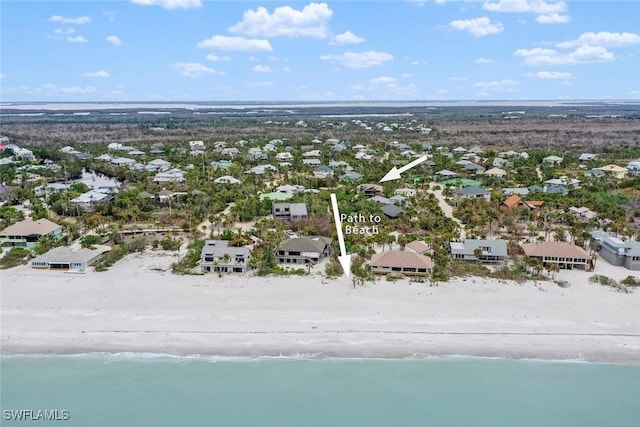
556;32;640;48
320;51;393;68
525;71;572;80
252;65;272;73
449;76;468;81
474;79;519;91
475;57;494;63
483;1;570;24
49;15;91;25
106;35;123;46
402;73;412;78
449;17;503;37
282;66;292;72
205;54;232;62
229;3;333;38
54;28;75;35
535;13;570;24
330;31;365;45
514;45;615;65
0;73;6;79
197;35;272;52
66;36;88;43
84;70;109;78
246;81;273;87
483;0;566;14
130;0;202;10
43;84;96;94
370;76;397;85
173;62;222;77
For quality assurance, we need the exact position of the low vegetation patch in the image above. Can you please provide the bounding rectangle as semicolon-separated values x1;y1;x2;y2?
0;247;32;269
589;274;632;293
171;239;205;275
95;237;147;272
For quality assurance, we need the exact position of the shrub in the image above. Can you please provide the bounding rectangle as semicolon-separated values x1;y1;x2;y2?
81;234;102;249
620;275;640;287
0;247;32;269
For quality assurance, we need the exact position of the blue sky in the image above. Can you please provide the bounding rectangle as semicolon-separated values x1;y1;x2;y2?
1;0;639;101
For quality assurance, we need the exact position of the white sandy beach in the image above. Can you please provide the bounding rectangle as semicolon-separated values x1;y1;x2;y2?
1;252;639;362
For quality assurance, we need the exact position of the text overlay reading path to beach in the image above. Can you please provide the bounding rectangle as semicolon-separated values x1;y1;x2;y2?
341;213;381;235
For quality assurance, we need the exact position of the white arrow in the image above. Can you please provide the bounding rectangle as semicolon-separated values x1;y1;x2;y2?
379;155;428;183
330;193;351;278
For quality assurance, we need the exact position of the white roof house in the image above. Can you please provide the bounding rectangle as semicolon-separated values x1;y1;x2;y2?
147;159;171;171
153;168;185;184
276;152;294;161
214;175;241;184
110;157;136;167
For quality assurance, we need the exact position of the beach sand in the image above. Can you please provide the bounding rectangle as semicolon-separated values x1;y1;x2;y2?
1;252;639;362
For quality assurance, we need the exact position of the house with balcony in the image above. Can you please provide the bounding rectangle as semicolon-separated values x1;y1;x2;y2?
272;202;308;222
277;236;331;265
200;240;250;274
0;218;64;249
370;251;433;276
450;239;507;264
590;230;640;271
521;241;591;270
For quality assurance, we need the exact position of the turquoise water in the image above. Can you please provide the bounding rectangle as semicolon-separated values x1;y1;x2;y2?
1;355;639;427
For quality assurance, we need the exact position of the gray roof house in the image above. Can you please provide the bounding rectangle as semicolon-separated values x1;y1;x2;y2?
591;230;640;271
200;240;250;274
70;190;114;212
381;204;403;218
31;246;109;271
450;239;508;264
277;236;331;265
273;202;308;222
457;186;490;201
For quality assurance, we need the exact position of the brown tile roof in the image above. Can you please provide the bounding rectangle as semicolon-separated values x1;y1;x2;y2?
522;201;544;209
0;218;62;237
521;241;589;259
406;240;429;254
503;194;521;208
371;251;434;270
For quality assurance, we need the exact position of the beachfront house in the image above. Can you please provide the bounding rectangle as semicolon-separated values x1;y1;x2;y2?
590;231;640;271
277;236;331;265
30;246;109;271
370;251;433;276
0;218;64;249
450;239;508;264
272;203;308;222
521;241;590;270
200;240;250;274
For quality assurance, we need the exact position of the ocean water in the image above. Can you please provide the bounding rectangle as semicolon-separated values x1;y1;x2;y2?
1;355;639;427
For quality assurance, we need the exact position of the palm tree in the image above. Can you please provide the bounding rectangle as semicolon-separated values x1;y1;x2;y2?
34;234;57;255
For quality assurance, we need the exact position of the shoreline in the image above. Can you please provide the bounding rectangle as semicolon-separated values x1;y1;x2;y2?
2;253;640;364
3;331;640;364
